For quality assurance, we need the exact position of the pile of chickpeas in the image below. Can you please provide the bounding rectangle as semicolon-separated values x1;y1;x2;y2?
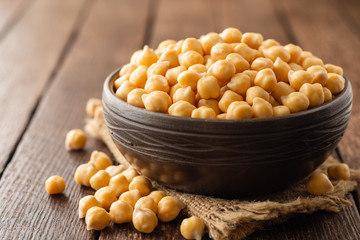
114;27;345;119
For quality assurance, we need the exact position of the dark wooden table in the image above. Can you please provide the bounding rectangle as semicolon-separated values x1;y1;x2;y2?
0;0;359;239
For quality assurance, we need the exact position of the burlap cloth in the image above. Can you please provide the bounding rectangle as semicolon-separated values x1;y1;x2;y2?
85;102;360;240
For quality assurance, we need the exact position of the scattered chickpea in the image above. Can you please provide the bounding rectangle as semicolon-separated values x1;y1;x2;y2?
129;65;148;88
245;86;270;105
226;101;253;120
188;64;208;74
168;100;196;117
122;166;139;182
109;200;133;224
288;70;313;91
263;45;290;62
148;190;166;205
273;57;290;83
135;196;157;213
218;90;244;112
129;176;152;196
306;172;334;195
147;61;170;78
85;206;111;231
108;173;129;196
211;43;233;60
127;88;146;108
144;74;169;93
120;63;138;77
241;32;263;49
89;170;111;191
158;49;179;68
173;86;196;105
306;65;328;86
284;44;302;63
233;43;258;62
281;92;309;113
200;32;223;55
142;91;172;113
254;68;277;93
299;83;324;108
251;57;273;71
119;189;142;207
179;50;204;68
182;38;203;55
89;151;112;170
94;186;118;210
74;163;98;187
197;76;220;99
220;27;242;43
327;163;350;180
191;106;216;119
115;80;137;101
45;176;65;194
225;53;249;73
65;129;87;151
166;66;186;86
325;73;345;95
180;216;205;240
252;97;273;118
136;45;158;67
207;60;236;84
273;105;290;117
86;98;102;117
157;196;185;222
302;56;324;70
132;207;158;233
78;195;102;218
324;63;343;75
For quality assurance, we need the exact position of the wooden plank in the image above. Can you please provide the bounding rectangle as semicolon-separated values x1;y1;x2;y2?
0;0;150;239
0;0;89;174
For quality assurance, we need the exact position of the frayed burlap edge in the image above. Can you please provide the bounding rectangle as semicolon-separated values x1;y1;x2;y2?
85;103;360;240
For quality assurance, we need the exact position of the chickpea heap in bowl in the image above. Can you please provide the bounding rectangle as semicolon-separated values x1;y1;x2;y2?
114;27;345;119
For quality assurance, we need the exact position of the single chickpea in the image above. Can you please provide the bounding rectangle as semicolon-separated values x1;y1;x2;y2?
216;113;227;119
299;83;324;108
86;98;102;117
109;173;129;196
179;50;204;68
302;56;324;69
78;195;102;218
45;176;65;194
148;191;166;205
168;101;196;117
272;82;295;103
180;216;205;240
226;101;253;119
158;49;179;68
220;27;242;43
129;176;152;196
218;90;244;112
241;32;263;49
251;57;274;71
273;57;291;82
147;61;170;78
120;63;138;77
157;39;177;51
306;65;328;86
177;70;201;91
273;105;291;117
233;43;258;63
252;97;273;118
114;74;130;90
207;60;236;84
129;65;148;88
263;45;290;62
324;63;343;75
242;70;258;86
289;62;303;71
166;66;186;86
297;51;313;65
85;206;111;231
132;208;158;233
284;44;302;63
254;68;277;93
323;87;333;102
225;53;249;73
136;45;158;67
191;106;216;119
89;170;111;191
269;96;280;107
94;186;117;210
325;73;345;95
122;166;139;182
172;86;196;105
119;189;142;207
281;92;310;113
258;39;280;54
74;163;98;187
210;43;233;60
105;165;125;178
130;50;142;64
306;172;334;195
65;129;87;151
198;99;221;115
89;151;112;170
135;196;157;214
188;64;208;74
142;91;172;113
245;86;270;105
157;196;185;222
227;73;251;96
200;32;223;55
109;200;133;224
197;76;220;99
327;163;350;180
182;38;203;55
288;70;314;91
115;80;137;101
127;88;146;108
144;75;169;93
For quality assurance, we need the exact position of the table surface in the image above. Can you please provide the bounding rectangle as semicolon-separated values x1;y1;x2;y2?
0;0;359;239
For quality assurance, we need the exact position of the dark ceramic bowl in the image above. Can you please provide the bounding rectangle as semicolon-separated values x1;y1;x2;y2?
102;68;352;197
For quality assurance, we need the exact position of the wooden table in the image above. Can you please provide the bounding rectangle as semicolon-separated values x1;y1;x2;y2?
0;0;359;239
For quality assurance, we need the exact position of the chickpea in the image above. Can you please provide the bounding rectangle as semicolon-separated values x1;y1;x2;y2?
119;189;142;207
122;166;139;182
180;216;205;240
219;90;244;112
211;43;233;60
120;63;138;77
182;38;203;55
79;195;102;218
323;87;333;102
306;172;334;195
109;200;133;224
252;97;273;118
188;64;208;74
325;73;345;95
226;101;253;119
178;70;202;91
204;55;216;68
272;82;295;103
148;190;166;205
115;80;137;101
269;96;280;107
288;70;313;91
284;44;302;63
135;196;157;213
281;92;309;113
227;73;251;96
200;32;223;55
137;45;158;67
245;86;270;105
127;88;146;108
251;57;274;71
157;39;177;51
207;60;236;84
114;74;130;90
130;50;142;64
306;65;328;86
198;99;220;115
172;86;196;105
157;196;185;222
129;65;147;88
297;51;313;65
179;50;204;68
258;39;280;54
263;45;290;62
105;165;125;177
86;98;102;117
45;175;65;194
85;206;111;231
65;129;87;151
191;106;216;119
299;83;324;108
129;176;152;196
197;76;220;99
242;70;258;86
225;53;249;73
147;61;170;78
327;163;350;180
273;105;290;117
273;57;291;82
216;113;227;119
94;186;117;210
142;91;172;113
158;49;179;68
132;207;158;233
90;170;111;191
166;66;186;86
89;151;112;170
74;163;98;187
175;40;184;54
144;75;169;93
241;32;263;49
302;56;324;70
254;68;277;93
325;63;343;75
289;62;303;71
220;27;242;43
168;100;196;117
109;173;129;196
233;43;258;62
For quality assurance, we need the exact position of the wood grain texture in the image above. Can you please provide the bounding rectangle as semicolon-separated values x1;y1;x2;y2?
0;0;88;173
